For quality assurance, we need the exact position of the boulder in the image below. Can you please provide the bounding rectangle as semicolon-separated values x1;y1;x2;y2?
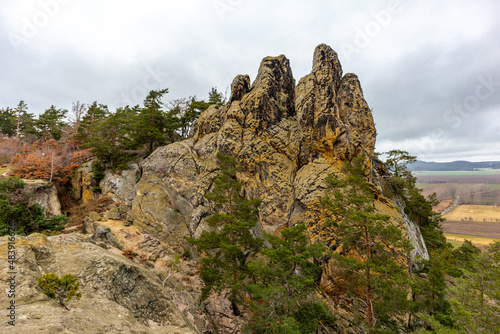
87;211;102;222
101;163;141;204
22;179;62;217
106;206;121;220
89;223;125;250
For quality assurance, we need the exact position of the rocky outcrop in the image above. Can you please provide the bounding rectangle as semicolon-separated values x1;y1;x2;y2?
125;44;385;237
0;233;203;334
101;162;141;204
98;43;428;257
97;44;428;332
71;162;96;203
23;179;62;217
296;44;375;164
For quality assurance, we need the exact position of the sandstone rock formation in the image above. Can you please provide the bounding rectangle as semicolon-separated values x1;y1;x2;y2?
93;44;428;332
106;43;426;259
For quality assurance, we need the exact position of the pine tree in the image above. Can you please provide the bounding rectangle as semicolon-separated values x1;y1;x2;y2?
13;101;37;142
36;105;68;140
384;149;416;179
321;156;412;329
81;106;135;169
189;153;263;313
244;224;336;333
448;241;500;333
133;89;177;153
208;87;225;106
411;252;455;330
384;150;446;251
15;100;28;140
0;177;67;236
77;101;109;142
178;97;210;137
0;107;16;137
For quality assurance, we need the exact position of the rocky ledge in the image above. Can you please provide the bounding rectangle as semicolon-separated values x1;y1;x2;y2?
0;233;205;334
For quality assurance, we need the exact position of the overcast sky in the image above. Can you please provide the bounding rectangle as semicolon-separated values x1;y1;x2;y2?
1;0;499;162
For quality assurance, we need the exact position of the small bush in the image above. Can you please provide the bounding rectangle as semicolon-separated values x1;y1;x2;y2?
10;139;82;184
0;137;20;164
38;273;82;310
181;248;191;260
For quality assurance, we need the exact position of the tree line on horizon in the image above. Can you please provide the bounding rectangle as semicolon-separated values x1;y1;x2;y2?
408;160;500;172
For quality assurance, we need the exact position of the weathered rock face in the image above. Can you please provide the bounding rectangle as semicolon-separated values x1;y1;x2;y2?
23;179;62;217
0;234;200;334
101;162;141;203
71;162;96;203
122;44;381;236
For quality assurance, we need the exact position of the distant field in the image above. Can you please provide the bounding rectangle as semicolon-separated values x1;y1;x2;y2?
441;221;500;239
415;170;500;206
416;168;500;247
417;183;500;193
440;205;500;248
418;181;500;206
414;169;500;176
442;205;500;221
415;174;500;184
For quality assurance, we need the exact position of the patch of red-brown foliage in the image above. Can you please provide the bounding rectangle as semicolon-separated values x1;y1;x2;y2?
10;138;93;183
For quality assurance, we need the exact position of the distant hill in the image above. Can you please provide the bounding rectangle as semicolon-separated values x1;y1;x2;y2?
408;160;500;171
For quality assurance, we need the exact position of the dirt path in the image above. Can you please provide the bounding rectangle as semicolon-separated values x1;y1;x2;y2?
440;196;460;215
441;220;500;239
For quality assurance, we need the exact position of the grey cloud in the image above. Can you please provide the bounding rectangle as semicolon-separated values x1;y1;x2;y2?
0;0;499;162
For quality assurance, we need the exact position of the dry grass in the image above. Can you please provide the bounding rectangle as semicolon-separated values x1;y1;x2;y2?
444;233;498;248
66;196;114;229
442;205;500;221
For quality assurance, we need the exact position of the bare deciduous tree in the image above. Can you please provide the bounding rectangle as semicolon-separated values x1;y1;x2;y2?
69;101;87;127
